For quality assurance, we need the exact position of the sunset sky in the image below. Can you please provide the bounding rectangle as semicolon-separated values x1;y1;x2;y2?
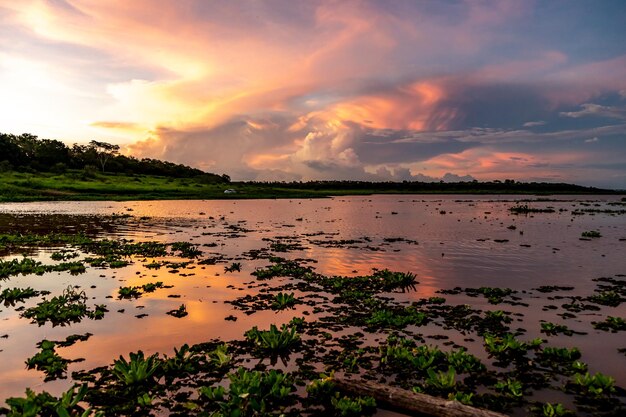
1;1;625;187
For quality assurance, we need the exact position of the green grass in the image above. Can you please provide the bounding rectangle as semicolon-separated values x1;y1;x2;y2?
0;170;618;202
0;170;343;201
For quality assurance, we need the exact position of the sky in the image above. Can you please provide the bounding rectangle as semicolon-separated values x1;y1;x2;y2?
1;1;625;188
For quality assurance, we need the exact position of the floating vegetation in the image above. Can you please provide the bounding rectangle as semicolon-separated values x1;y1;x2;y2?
245;324;300;354
198;368;295;416
21;287;106;326
0;287;49;305
117;286;142;299
0;257;85;279
541;322;576;336
588;290;623;307
224;262;242;273
25;340;71;381
593;316;626;332
2;384;96;417
581;230;602;238
112;351;161;385
1;201;625;416
166;304;188;318
118;282;165;299
271;292;298;310
509;205;556;214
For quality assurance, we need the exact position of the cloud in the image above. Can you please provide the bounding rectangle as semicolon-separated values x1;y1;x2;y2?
90;121;141;131
585;137;599;143
3;1;626;187
523;121;546;127
560;103;626;120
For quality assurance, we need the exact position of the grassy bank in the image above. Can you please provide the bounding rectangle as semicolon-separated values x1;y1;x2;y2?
0;170;620;202
0;170;324;201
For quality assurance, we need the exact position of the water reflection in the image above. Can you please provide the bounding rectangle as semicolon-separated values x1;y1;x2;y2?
0;195;625;401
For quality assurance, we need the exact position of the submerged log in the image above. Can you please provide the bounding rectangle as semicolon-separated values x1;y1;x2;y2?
332;377;508;417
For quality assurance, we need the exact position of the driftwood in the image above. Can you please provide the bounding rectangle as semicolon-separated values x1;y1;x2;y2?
333;377;508;417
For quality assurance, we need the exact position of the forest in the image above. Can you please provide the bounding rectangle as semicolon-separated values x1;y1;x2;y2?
0;132;229;182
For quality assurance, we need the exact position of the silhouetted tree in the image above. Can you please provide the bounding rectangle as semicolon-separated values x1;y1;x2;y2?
89;140;120;172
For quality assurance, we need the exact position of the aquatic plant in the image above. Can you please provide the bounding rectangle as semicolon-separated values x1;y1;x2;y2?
307;374;336;399
537;347;581;369
541;322;574;336
581;230;602;238
252;260;313;279
494;378;524;398
271;292;297;310
425;367;457;391
112;351;161;386
208;343;232;369
166;304;188;318
50;250;79;261
380;338;444;372
0;287;48;305
593;316;626;332
365;307;427;329
2;384;98;417
483;333;542;359
224;262;242;273
571;372;615;397
162;344;201;376
467;287;515;304
445;349;485;373
21;286;98;326
509;205;555;214
117;286;142;299
588;291;622;307
170;241;202;258
140;282;164;293
0;257;85;279
445;391;473;405
372;269;418;291
542;402;571;417
244;324;300;353
330;394;376;417
199;368;295;415
25;340;69;381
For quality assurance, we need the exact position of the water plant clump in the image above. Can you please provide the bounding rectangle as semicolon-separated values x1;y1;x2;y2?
271;292;298;310
0;287;49;305
0;257;86;279
541;322;575;336
509;205;556;214
198;368;295;416
166;304;188;318
570;372;616;397
50;250;79;261
587;290;622;307
25;340;71;381
581;230;602;238
224;262;242;273
21;286;105;326
2;211;626;416
245;324;300;353
112;351;161;386
593;316;626;332
1;384;98;417
117;286;142;299
364;307;428;329
170;241;202;258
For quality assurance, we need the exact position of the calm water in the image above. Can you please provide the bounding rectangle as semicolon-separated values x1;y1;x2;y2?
0;195;625;404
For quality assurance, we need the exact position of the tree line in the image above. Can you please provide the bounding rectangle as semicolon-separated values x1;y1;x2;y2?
0;133;229;182
242;179;614;193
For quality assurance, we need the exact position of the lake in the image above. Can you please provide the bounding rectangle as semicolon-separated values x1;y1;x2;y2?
1;195;625;415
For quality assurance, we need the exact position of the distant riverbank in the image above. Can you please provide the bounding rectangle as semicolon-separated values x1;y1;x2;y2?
0;170;622;202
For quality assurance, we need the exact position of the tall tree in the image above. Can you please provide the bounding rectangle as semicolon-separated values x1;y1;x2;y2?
89;140;120;172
